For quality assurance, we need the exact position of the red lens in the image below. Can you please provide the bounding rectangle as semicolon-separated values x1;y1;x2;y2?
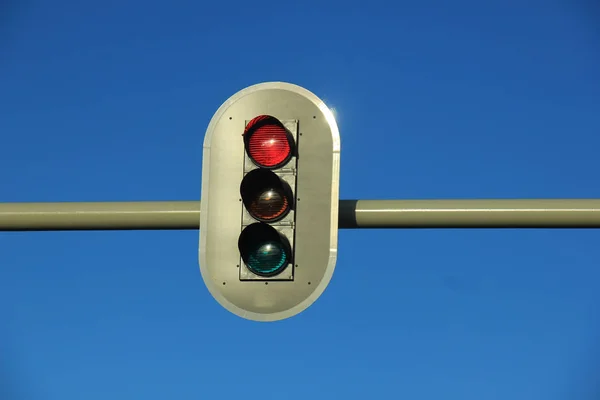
245;115;292;168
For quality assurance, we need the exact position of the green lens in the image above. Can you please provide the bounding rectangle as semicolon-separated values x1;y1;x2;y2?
247;241;288;276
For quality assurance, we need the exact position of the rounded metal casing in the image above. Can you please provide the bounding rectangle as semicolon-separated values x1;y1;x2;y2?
199;82;341;322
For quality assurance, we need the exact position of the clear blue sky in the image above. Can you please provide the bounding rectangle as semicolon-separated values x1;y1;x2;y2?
1;1;599;399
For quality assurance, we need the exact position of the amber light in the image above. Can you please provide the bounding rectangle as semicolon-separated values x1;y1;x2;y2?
240;169;293;222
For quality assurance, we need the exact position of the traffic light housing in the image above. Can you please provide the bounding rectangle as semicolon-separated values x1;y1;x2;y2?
199;82;340;322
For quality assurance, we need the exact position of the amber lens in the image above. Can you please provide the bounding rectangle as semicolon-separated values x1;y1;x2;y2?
248;188;289;221
240;168;293;223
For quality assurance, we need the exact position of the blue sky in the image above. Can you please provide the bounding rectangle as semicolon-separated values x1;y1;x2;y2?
1;0;599;399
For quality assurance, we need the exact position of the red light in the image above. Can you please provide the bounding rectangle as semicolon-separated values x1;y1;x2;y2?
244;115;293;168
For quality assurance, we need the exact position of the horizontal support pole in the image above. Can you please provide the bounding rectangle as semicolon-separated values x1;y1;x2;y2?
1;199;600;231
0;201;200;231
343;199;600;228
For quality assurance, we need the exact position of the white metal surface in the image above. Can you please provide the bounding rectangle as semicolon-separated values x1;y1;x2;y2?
199;82;341;321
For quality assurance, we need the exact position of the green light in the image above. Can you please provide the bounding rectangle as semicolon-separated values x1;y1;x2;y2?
247;241;288;276
238;222;292;278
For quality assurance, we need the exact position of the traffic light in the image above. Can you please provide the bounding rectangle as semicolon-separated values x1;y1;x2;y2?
199;82;341;322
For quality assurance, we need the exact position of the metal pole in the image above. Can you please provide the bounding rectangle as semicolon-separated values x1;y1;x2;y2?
340;199;600;228
0;201;200;231
1;200;600;231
